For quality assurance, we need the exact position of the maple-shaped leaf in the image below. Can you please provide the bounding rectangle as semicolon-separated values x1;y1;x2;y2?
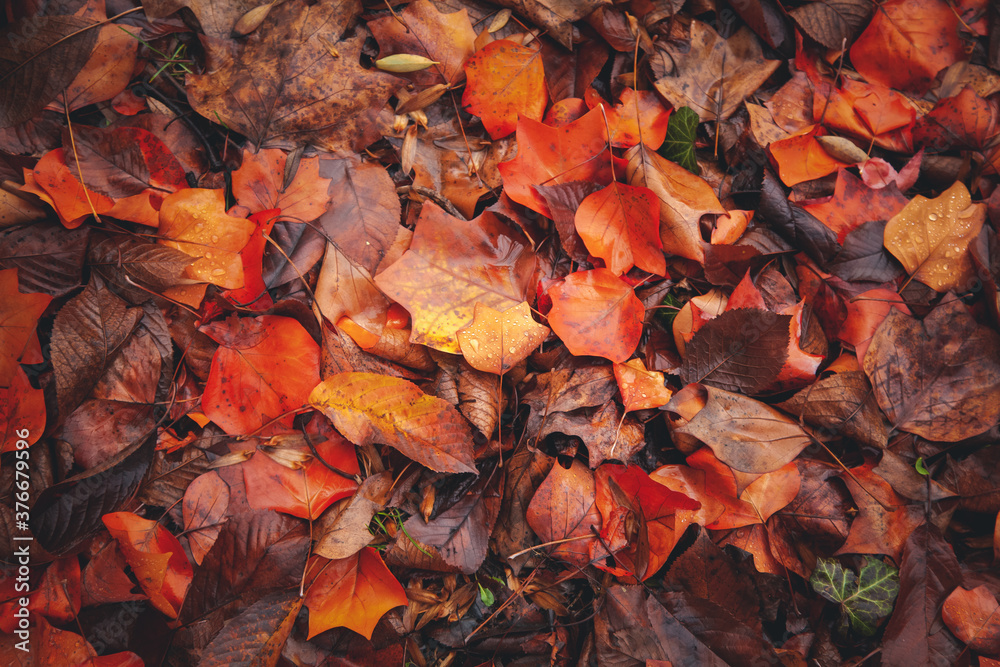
102;511;193;618
158;188;256;289
310;372;476;473
526;459;602;568
375;202;535;354
863;300;1000;441
811;557;899;636
304;548;408;640
659;106;700;174
457;301;549;374
547;268;644;363
369;0;476;87
942;586;1000;656
498;106;618;218
201;315;321;435
186;1;399;152
231;148;331;222
769;133;851;186
0;267;51;386
651;20;780;122
586;87;673;149
614;358;673;411
575;181;665;276
463;39;546;139
242;433;359;520
883;181;986;292
624;143;725;263
914;87;997;152
665;383;811;474
680;308;791;395
850;0;965;94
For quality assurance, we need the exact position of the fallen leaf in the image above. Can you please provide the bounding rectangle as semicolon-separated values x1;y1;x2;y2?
942;586;1000;656
304;548;408;640
547;268;644;363
613;358;673;411
883;180;986;292
526;459;602;568
463;39;546;139
811;557;899;636
457;301;550;374
309;372;477;473
375;203;535;354
651;20;780;122
231;148;331;222
802;168;909;243
863;300;1000;441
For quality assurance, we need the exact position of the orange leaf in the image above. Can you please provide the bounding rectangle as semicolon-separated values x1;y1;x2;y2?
231;148;332;221
375;203;535;354
102;512;193;618
202;315;320;435
0;268;52;389
463;39;546;139
309;372;477;473
457;301;550;374
304;548;408;640
586;87;673;149
769;133;849;186
1;366;45;452
369;0;476;86
850;0;965;94
883;181;986;292
221;208;279;310
243;433;359;520
613;358;673;411
802;169;909;242
574;181;665;276
547;269;644;363
942;586;1000;655
158;189;256;289
838;287;910;362
498;106;619;218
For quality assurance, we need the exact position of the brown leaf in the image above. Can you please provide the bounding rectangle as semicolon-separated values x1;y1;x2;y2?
789;0;872;50
650;20;781;122
680;308;791;395
526;459;602;568
863;300;1000;441
539;402;645;468
368;0;475;86
201;591;303;667
186;1;399;152
50;277;143;417
493;0;607;49
665;383;812;474
314;472;393;560
778;371;888;449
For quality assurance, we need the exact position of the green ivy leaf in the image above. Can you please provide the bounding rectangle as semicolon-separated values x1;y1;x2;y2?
811;557;899;636
659;106;700;174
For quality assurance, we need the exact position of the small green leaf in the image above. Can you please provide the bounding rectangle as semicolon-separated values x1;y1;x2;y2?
656;292;683;327
915;457;928;476
478;582;495;607
659;106;700;175
810;557;899;636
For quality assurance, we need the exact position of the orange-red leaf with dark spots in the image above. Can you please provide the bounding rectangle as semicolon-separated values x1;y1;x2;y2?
463;39;546;139
547;269;644;363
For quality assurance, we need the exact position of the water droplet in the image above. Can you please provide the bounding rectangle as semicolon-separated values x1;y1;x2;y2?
205;252;213;259
212;268;225;276
508;346;516;354
928;213;938;221
467;338;480;352
211;234;219;243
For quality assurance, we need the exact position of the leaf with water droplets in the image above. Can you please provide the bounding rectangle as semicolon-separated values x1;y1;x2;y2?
882;181;985;293
457;301;549;374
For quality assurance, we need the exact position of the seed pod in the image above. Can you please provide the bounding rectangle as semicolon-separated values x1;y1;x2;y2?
816;135;868;164
396;83;449;115
488;9;511;33
376;54;439;73
232;1;275;37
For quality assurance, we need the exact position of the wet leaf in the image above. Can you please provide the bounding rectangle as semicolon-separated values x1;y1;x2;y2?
463;39;546;139
457;301;550;374
941;586;1000;656
547;268;644;363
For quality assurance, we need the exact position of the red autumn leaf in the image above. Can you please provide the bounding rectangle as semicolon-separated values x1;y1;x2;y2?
526;459;602;569
942;586;1000;656
834;462;925;561
221;208;279;310
375;203;535;354
498;106;620;218
309;372;476;474
102;511;193;618
914;87;998;151
201;315;321;435
547;268;644;363
585;87;672;149
850;0;966;94
231;148;332;221
0;268;51;393
242;432;359;520
463;39;547;139
802;169;910;243
574;181;665;276
304;548;407;640
810;76;916;145
182;471;229;566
